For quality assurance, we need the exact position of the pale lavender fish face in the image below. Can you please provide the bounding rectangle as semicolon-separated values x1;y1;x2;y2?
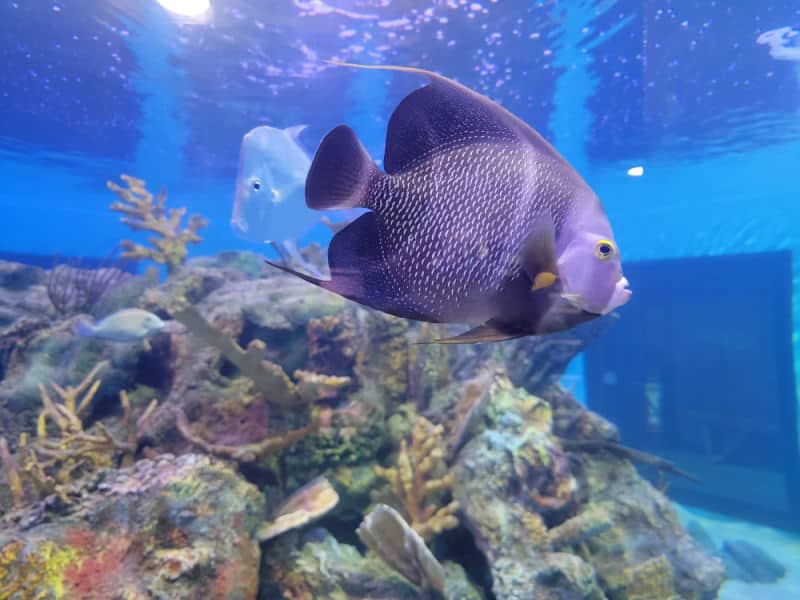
557;194;631;315
231;125;311;244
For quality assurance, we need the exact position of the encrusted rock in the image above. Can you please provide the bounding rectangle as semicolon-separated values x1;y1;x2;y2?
0;454;266;599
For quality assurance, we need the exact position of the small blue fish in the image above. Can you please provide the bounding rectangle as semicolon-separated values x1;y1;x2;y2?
267;63;631;343
76;308;165;342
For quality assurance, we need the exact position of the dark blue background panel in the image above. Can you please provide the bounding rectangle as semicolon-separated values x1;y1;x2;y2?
585;251;799;530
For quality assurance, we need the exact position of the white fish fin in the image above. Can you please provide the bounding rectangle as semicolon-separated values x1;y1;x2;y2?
75;319;95;339
284;125;308;140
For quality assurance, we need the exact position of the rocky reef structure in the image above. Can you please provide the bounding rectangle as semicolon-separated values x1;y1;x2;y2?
452;373;722;599
0;454;264;599
0;181;726;599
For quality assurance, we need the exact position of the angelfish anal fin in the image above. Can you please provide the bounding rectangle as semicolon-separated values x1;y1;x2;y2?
420;321;525;345
521;214;558;291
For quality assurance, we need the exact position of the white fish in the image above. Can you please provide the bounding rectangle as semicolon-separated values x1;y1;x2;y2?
757;26;800;62
76;308;165;342
231;124;318;245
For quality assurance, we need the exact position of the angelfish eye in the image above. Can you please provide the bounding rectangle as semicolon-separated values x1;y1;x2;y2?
594;240;616;260
252;179;261;191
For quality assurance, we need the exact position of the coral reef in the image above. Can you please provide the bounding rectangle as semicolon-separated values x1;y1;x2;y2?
107;174;208;274
0;246;726;600
0;454;265;600
156;277;351;408
355;313;410;404
262;527;483;600
451;372;723;599
1;362;156;507
45;251;130;317
374;415;459;542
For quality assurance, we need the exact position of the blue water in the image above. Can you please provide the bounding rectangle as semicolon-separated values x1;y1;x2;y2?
2;0;800;570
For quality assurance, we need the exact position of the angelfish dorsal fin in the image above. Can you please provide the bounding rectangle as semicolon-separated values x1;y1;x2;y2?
520;214;558;291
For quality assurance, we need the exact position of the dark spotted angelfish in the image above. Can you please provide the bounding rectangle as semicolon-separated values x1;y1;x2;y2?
266;63;631;343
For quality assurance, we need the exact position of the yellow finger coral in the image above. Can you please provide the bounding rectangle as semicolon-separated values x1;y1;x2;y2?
107;174;208;274
374;416;459;542
0;363;157;507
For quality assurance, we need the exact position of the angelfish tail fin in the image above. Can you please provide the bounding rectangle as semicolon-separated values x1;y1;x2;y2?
306;125;380;210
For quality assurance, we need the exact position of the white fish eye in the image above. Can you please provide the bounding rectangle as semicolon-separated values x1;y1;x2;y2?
252;179;262;191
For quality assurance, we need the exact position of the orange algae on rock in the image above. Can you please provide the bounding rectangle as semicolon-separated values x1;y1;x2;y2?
171;404;322;463
1;454;265;600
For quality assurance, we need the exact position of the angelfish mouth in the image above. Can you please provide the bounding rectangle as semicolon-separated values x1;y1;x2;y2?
605;276;632;314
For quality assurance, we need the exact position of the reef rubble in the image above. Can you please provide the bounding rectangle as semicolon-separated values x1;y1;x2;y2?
0;240;725;599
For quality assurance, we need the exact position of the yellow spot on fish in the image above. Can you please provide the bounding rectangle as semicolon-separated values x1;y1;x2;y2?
532;271;558;291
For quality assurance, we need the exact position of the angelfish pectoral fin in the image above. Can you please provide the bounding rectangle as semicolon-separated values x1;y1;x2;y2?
520;214;558;290
419;321;525;345
532;271;558;291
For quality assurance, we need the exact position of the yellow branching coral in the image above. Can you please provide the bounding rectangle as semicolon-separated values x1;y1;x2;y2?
0;363;157;507
107;174;208;274
0;539;48;599
374;416;459;542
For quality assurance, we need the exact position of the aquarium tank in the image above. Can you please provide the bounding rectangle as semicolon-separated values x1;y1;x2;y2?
1;1;799;598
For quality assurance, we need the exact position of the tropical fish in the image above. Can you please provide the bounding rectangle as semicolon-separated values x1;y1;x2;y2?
76;308;165;341
756;25;800;62
231;124;352;277
231;124;315;245
266;64;631;343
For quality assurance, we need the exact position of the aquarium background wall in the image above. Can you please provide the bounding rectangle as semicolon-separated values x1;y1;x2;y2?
1;0;799;525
